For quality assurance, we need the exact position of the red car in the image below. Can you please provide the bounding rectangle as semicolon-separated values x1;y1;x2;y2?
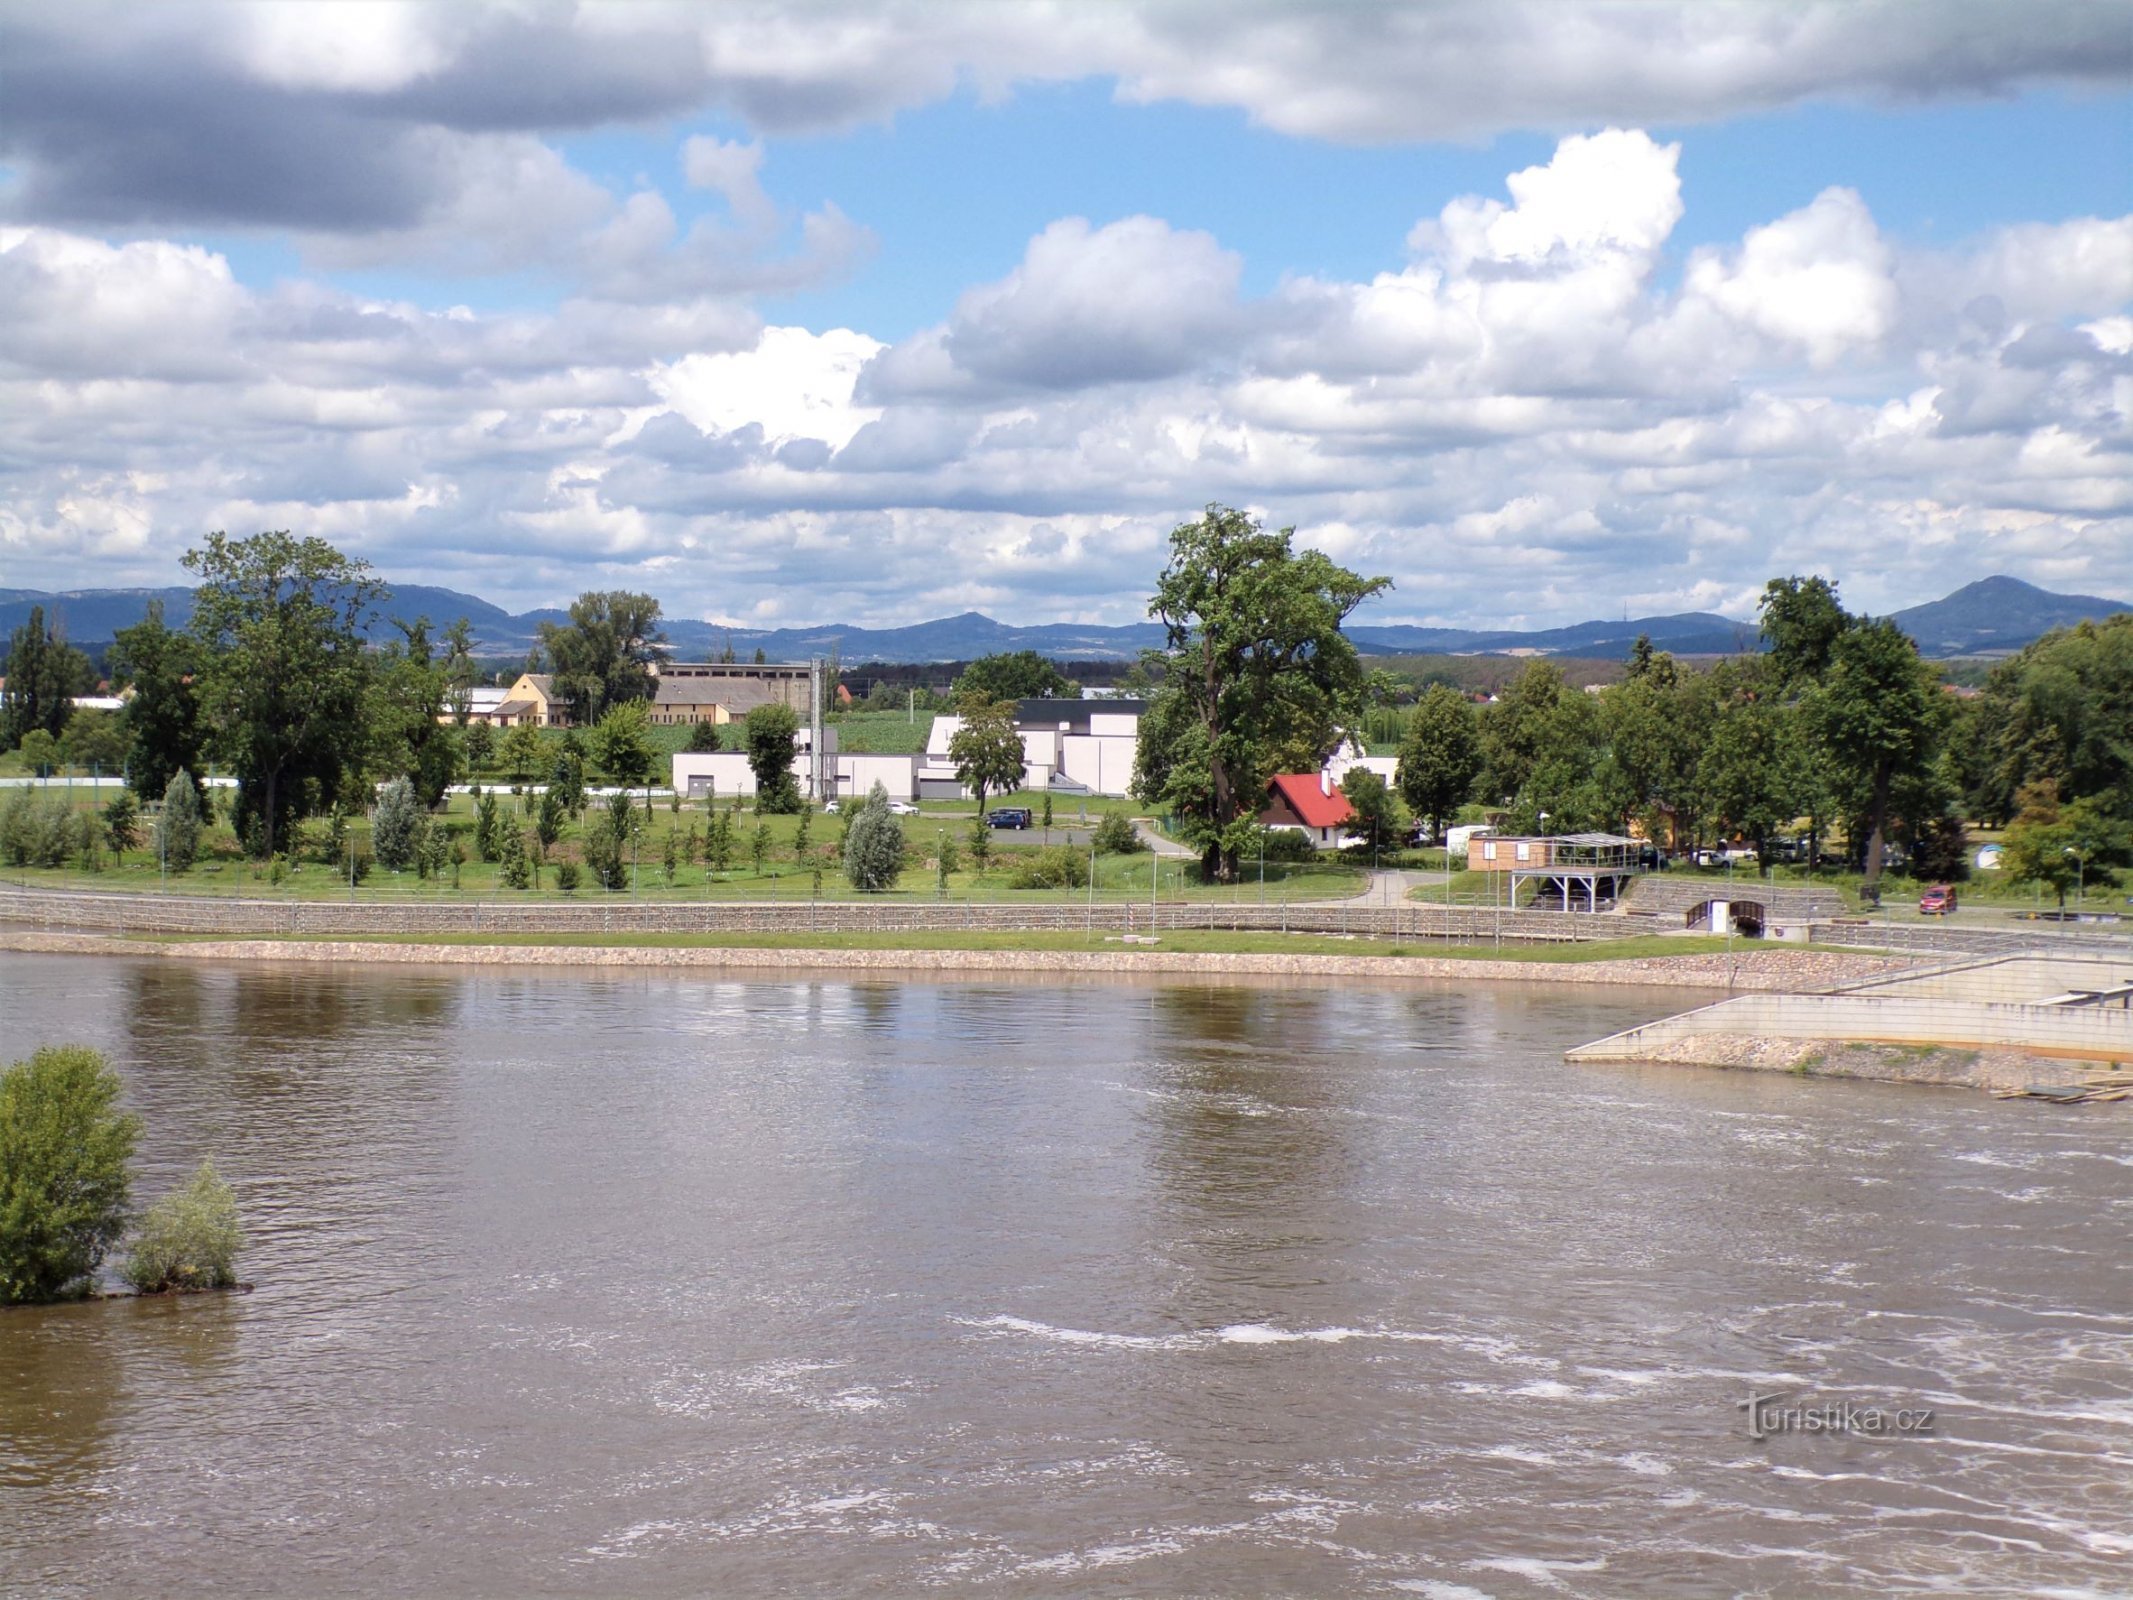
1919;884;1958;915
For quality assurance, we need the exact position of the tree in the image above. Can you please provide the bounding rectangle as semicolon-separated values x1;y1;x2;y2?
472;790;503;861
590;699;656;789
687;717;723;753
948;699;1026;810
17;728;58;777
582;792;634;891
110;600;205;803
159;769;202;871
1808;618;1942;903
955;651;1070;704
1692;660;1794;860
124;1159;242;1293
843;783;908;892
750;819;772;874
1395;685;1481;842
535;786;566;860
1341;768;1406;854
1131;505;1390;881
371;776;424;871
1759;575;1851;689
746;703;803;813
0;1045;140;1304
500;722;543;782
536;591;667;725
371;618;465;807
463;720;495;771
61;710;131;775
103;791;141;861
1972;614;2133;826
550;741;587;817
183;531;385;860
2;604;90;750
1092;811;1143;855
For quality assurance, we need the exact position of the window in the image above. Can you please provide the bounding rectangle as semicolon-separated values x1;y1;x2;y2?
1516;842;1532;862
1483;841;1497;861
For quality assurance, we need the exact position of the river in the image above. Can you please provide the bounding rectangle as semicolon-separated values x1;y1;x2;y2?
1;952;2128;1596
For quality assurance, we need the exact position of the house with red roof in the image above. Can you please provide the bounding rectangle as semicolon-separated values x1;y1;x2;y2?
1259;772;1355;848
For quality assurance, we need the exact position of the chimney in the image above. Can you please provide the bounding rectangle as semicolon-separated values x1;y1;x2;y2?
1321;769;1333;796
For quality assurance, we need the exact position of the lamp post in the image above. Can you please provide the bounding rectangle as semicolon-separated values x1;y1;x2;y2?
2067;846;2084;909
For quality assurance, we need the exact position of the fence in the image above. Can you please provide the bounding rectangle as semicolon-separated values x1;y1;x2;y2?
0;882;1614;944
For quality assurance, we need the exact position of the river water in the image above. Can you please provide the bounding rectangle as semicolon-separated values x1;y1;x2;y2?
1;953;2128;1597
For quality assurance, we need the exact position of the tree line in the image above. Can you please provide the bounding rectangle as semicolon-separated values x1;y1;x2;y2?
0;532;677;864
1126;507;2129;902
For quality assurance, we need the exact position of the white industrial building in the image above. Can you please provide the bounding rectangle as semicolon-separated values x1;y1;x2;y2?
918;697;1144;799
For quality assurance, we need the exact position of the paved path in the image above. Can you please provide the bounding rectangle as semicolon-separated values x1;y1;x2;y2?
1134;821;1197;858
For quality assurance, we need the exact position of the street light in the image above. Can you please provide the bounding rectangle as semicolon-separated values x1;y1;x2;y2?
2066;845;2085;908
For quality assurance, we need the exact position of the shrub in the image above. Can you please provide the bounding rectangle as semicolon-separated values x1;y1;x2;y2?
842;783;907;892
124;1159;242;1293
499;827;532;889
1091;811;1143;855
1009;845;1090;890
0;1045;140;1304
0;788;78;868
1259;827;1318;864
553;860;581;893
371;776;423;870
153;770;202;871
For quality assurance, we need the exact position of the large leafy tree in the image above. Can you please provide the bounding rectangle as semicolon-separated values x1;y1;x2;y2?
1340;768;1406;854
372;617;466;807
1971;614;2133;826
1758;575;1851;689
110;600;206;805
590;699;657;789
184;530;385;860
954;651;1070;704
0;1045;140;1305
948;698;1026;808
2;605;92;750
745;702;803;813
1808;618;1943;902
1132;505;1389;882
1692;659;1794;861
536;591;667;726
1395;684;1480;842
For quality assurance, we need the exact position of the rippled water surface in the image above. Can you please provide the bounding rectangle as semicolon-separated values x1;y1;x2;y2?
2;952;2129;1597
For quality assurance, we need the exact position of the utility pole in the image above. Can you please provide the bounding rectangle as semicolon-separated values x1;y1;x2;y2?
809;656;825;804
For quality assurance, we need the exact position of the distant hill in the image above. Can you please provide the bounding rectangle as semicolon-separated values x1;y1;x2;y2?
1888;575;2129;657
3;574;2122;665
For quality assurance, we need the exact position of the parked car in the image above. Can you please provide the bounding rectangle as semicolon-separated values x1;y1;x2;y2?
888;800;920;815
1919;884;1958;916
823;799;841;814
986;807;1033;829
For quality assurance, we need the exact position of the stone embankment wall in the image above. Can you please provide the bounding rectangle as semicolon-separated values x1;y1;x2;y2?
0;927;1910;993
1570;991;2133;1065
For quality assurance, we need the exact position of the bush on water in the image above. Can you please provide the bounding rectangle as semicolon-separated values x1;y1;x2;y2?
125;1159;243;1293
0;1046;141;1305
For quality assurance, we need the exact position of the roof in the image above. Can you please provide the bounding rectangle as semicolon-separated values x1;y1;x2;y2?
494;699;539;718
1266;773;1354;829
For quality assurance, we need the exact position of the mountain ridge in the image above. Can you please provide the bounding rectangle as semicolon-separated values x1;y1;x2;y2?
1;576;2122;665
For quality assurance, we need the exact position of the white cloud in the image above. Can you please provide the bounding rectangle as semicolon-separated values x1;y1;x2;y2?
1683;188;1897;367
651;326;884;450
0;130;2127;627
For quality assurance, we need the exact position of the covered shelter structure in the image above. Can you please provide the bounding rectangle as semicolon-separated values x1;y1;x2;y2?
1467;832;1643;912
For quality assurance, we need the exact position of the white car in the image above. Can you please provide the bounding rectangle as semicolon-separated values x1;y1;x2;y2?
888;800;920;815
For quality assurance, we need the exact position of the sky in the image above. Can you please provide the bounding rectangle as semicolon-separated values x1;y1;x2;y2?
2;1;2130;633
